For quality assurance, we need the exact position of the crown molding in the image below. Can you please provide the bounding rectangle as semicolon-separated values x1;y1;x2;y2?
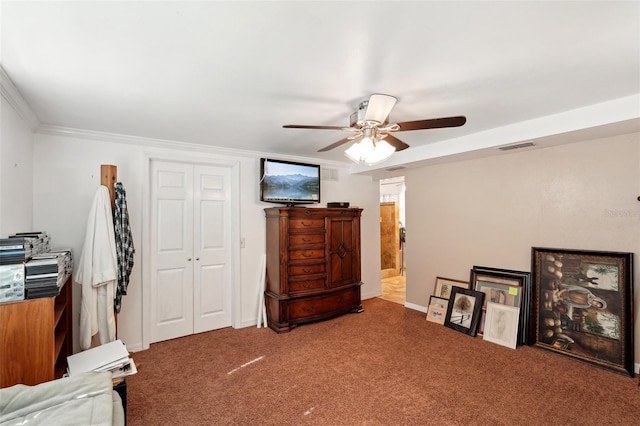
0;65;40;130
36;124;351;169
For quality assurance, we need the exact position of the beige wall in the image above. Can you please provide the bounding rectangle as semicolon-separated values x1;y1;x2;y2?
0;95;34;235
31;132;381;352
404;132;640;365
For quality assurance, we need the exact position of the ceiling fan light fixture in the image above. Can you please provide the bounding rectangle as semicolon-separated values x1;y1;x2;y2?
344;138;395;166
285;92;466;157
363;94;397;124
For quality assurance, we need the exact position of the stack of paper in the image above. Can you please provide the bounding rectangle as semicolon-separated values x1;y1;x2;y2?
67;340;137;379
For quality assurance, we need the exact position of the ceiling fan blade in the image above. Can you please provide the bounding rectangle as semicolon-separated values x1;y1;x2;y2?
395;116;466;131
318;136;357;152
363;94;397;124
382;134;410;152
283;124;344;130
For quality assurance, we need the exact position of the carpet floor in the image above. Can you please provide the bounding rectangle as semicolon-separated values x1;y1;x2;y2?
126;298;639;425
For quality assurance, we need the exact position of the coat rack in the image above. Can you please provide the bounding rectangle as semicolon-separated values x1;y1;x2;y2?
100;164;118;336
101;164;117;210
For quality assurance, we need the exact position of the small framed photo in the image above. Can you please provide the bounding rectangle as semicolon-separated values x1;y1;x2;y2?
426;305;447;325
426;296;449;324
483;302;520;349
444;287;485;336
434;276;469;300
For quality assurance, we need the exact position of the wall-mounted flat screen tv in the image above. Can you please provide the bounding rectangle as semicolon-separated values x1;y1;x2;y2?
260;158;320;205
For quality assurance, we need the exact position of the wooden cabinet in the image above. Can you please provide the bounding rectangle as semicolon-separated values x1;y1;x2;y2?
0;275;73;388
264;207;363;333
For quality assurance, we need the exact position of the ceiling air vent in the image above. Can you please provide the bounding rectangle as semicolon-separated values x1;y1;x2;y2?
497;141;535;151
321;167;338;181
384;165;407;172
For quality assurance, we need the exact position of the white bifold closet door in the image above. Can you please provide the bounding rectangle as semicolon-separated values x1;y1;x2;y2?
150;160;232;343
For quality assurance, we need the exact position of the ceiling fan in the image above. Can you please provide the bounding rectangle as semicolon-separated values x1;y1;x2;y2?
283;94;466;165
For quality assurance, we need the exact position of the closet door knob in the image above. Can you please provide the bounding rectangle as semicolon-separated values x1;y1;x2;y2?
188;258;192;261
196;257;200;261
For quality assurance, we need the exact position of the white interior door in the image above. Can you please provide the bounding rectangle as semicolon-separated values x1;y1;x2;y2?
193;165;232;333
150;160;233;343
151;161;195;342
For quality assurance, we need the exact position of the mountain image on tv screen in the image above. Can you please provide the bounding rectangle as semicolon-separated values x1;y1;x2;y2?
262;162;319;201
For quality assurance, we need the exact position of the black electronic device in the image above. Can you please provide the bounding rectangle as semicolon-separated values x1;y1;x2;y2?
260;158;320;206
327;202;350;208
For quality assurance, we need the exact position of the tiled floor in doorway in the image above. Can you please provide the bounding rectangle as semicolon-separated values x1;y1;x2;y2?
380;274;406;305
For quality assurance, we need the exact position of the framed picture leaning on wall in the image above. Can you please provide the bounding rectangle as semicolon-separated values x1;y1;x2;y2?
433;276;469;300
426;296;449;325
470;266;531;345
444;287;485;336
530;247;634;377
483;302;520;349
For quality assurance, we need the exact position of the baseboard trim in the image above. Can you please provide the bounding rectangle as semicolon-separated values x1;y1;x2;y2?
635;363;639;374
126;342;144;353
405;302;427;313
361;291;381;301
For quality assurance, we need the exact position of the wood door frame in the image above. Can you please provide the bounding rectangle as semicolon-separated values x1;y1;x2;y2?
141;152;240;350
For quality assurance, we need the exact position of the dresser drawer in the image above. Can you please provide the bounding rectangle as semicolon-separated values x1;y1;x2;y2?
289;233;324;246
289;290;356;320
289;263;326;276
289;249;324;261
289;218;324;230
288;278;326;293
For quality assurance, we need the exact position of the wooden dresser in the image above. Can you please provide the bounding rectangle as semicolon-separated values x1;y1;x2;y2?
264;207;363;333
0;275;73;388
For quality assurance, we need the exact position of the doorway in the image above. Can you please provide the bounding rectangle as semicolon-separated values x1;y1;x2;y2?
379;177;406;305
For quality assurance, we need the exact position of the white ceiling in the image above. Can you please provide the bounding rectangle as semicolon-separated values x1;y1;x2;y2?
2;1;639;174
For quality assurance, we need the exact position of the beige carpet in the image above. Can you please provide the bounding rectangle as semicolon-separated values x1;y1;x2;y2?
126;298;639;425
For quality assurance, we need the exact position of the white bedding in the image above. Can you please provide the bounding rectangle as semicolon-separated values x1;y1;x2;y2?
0;371;124;426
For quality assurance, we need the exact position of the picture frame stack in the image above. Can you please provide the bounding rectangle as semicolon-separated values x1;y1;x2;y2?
470;266;531;346
424;246;634;377
427;277;468;325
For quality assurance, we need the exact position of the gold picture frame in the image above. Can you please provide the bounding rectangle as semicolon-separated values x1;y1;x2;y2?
433;276;469;300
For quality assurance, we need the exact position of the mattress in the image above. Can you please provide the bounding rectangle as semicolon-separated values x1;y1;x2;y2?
0;371;124;426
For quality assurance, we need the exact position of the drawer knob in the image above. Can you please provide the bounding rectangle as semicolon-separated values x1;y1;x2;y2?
302;252;313;258
302;306;314;312
302;268;312;273
302;237;311;242
338;297;345;304
302;283;312;288
301;221;312;227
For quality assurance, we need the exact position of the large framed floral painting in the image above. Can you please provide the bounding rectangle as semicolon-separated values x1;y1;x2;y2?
530;247;634;377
